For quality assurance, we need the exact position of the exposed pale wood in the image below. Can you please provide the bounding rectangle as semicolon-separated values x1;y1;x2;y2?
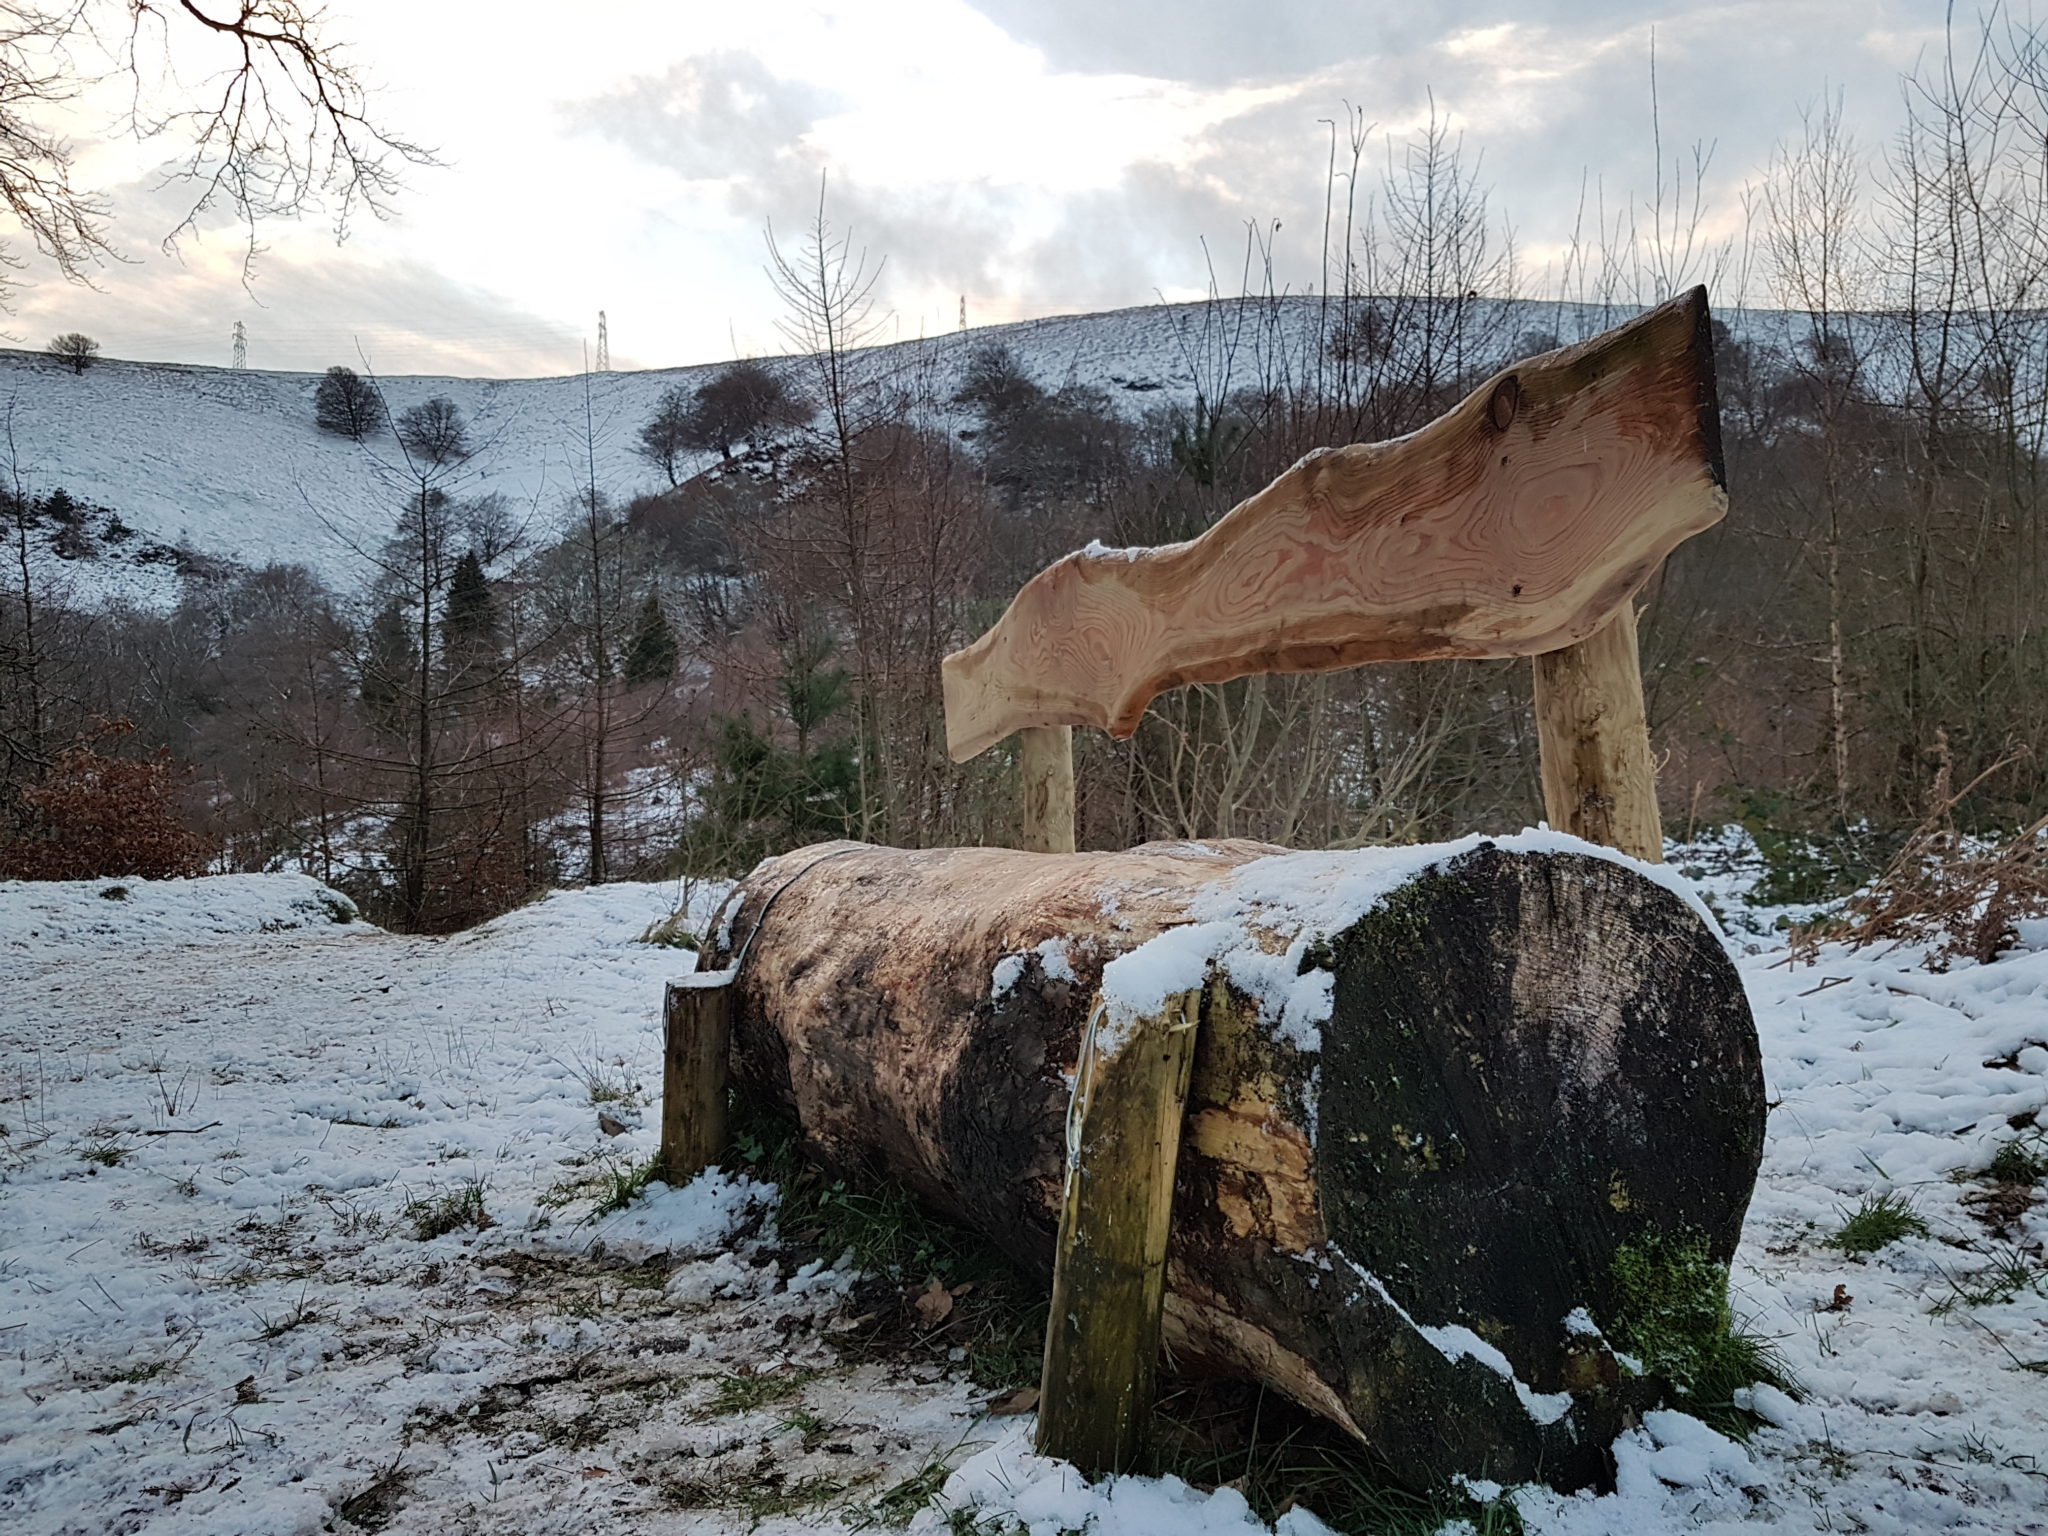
1532;605;1665;862
942;288;1725;761
713;837;1764;1491
1037;987;1200;1474
660;970;733;1183
1016;724;1077;853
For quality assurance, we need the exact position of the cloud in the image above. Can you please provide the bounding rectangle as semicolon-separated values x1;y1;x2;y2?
10;226;587;377
571;51;841;192
960;0;1655;87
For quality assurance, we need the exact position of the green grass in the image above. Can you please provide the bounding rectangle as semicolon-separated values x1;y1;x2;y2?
1932;1245;2048;1313
705;1368;814;1415
636;911;700;950
726;1091;1046;1391
1987;1133;2048;1186
849;1453;958;1530
1605;1231;1793;1439
1826;1191;1930;1255
77;1132;132;1167
1150;1384;1524;1536
403;1179;491;1240
591;1154;661;1215
660;1451;854;1521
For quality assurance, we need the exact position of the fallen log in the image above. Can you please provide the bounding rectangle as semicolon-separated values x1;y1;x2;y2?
709;833;1764;1491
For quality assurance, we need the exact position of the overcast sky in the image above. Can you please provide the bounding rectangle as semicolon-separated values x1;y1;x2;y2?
7;0;1953;377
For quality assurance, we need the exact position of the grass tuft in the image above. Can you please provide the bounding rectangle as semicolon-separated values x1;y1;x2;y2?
1149;1383;1524;1536
1988;1132;2048;1186
77;1131;133;1167
403;1178;491;1240
726;1091;1046;1391
1931;1245;2047;1313
849;1452;961;1530
1827;1190;1929;1255
705;1368;814;1415
1605;1230;1793;1439
637;911;700;950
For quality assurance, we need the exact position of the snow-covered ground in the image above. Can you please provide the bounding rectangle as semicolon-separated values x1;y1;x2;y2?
0;298;1309;605
3;840;2045;1534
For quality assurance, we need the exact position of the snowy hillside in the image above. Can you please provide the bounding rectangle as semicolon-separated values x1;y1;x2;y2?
2;835;2044;1534
0;300;1286;604
1;295;1677;607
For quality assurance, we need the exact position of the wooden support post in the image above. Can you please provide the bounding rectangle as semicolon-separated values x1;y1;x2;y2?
659;969;733;1183
1017;724;1077;854
1036;986;1200;1476
1531;604;1665;863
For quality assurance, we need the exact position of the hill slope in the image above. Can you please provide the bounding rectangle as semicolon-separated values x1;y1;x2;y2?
2;297;1347;604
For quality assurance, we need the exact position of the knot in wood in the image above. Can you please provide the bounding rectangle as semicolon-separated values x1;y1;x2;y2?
1488;374;1521;432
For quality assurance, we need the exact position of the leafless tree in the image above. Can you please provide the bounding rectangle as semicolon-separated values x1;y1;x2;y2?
44;331;98;372
0;1;431;299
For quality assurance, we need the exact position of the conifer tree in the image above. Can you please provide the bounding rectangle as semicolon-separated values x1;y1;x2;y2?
442;550;503;696
360;601;414;736
622;592;678;687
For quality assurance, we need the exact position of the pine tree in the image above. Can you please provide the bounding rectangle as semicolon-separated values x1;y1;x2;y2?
360;601;415;736
622;592;678;688
441;550;503;696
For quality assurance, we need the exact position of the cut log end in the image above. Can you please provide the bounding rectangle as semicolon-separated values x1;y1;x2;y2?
716;837;1764;1491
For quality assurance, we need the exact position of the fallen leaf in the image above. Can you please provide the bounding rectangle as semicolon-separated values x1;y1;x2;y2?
1819;1284;1853;1313
914;1276;954;1328
988;1387;1038;1416
582;1466;611;1479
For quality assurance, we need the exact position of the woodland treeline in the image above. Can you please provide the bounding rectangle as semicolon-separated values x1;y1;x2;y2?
7;18;2048;929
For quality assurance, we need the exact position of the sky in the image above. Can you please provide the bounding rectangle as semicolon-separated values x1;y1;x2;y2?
3;0;1955;378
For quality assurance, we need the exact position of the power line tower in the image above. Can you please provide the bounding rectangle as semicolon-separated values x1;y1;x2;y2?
595;311;610;372
231;321;247;369
959;295;966;331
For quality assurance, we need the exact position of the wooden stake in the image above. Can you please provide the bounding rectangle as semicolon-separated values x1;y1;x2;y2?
1017;724;1077;854
1036;986;1200;1476
660;969;733;1183
1531;604;1665;862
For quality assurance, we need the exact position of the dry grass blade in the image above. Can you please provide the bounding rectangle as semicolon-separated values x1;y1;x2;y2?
1800;736;2048;970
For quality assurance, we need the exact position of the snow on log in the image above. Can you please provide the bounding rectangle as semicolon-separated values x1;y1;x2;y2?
940;287;1725;762
709;833;1764;1491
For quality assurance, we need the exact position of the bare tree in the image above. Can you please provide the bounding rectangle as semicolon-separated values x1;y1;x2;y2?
44;332;98;373
1763;94;1871;820
315;365;384;440
395;396;471;466
0;2;430;299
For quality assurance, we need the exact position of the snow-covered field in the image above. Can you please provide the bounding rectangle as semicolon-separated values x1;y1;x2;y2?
2;841;2045;1534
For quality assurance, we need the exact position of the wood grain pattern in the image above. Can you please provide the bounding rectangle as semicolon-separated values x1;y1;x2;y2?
1016;724;1076;853
943;288;1726;761
710;837;1764;1490
1532;605;1666;861
660;971;733;1183
1036;986;1199;1475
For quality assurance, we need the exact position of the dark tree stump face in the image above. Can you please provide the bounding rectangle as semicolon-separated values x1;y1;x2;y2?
1316;846;1766;1390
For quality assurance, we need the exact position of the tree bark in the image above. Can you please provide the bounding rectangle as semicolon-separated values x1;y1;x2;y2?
711;837;1764;1492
